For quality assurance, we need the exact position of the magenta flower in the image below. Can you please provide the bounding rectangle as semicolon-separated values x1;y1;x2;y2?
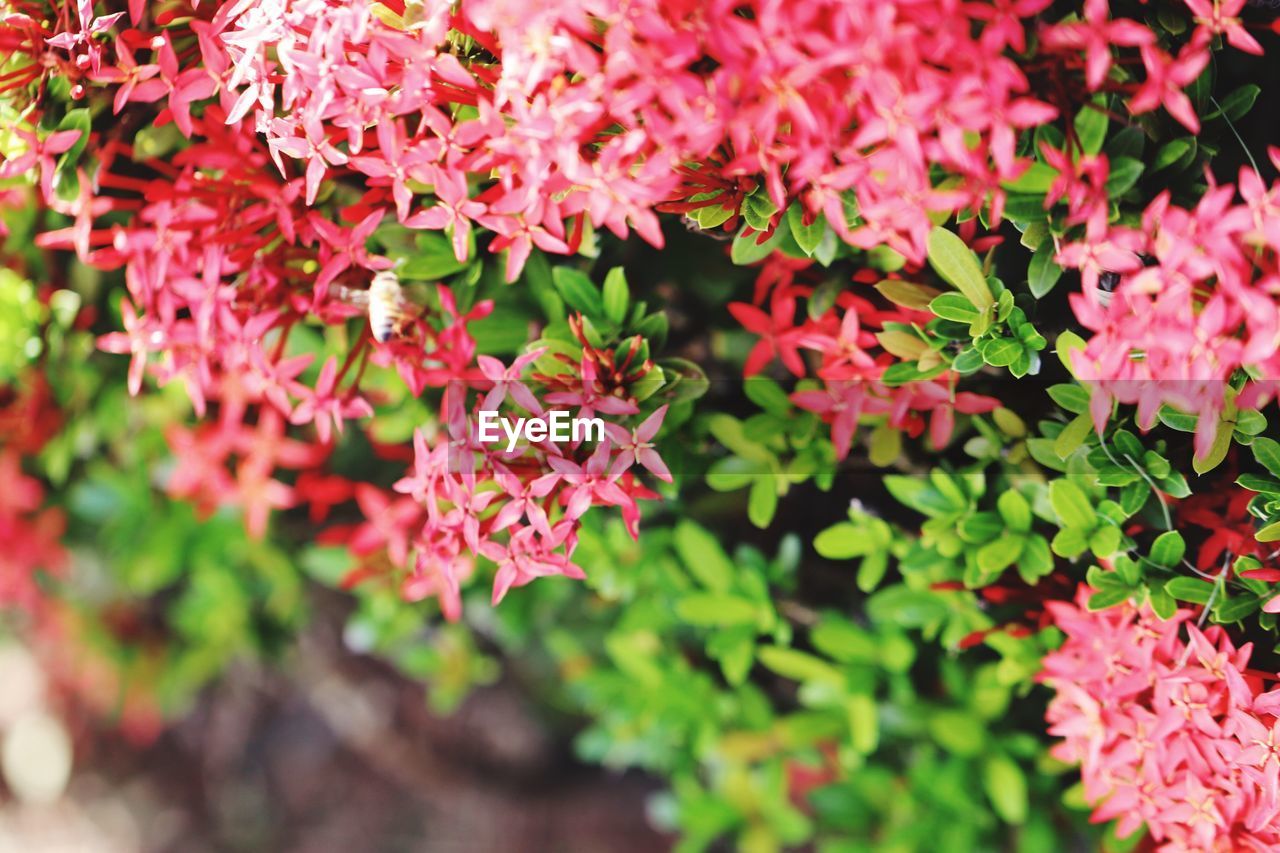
604;405;672;483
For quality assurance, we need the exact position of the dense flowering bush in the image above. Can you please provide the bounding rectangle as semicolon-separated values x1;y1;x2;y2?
6;0;1280;848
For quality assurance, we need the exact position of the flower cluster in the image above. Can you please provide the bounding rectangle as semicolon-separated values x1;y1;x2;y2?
322;349;669;620
733;257;999;457
1060;156;1280;457
1043;590;1280;850
199;0;1060;268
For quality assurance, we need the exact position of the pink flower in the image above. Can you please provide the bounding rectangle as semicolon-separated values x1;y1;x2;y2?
1042;589;1280;850
604;405;672;483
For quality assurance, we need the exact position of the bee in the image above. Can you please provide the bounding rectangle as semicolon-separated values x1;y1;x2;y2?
334;270;421;342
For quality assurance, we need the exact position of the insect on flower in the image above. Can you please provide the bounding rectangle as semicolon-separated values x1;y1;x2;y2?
333;270;423;342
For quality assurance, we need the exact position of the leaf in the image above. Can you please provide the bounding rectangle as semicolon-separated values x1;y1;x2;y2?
1050;479;1096;529
748;478;778;528
1258;521;1280;543
1252;437;1280;479
54;109;91;170
846;694;879;755
1087;586;1130;611
602;267;629;325
786;204;827;256
927;226;994;311
866;586;948;628
1089;525;1122;558
884;476;955;517
857;552;889;593
757;646;842;684
983;754;1029;825
1166;577;1214;604
1054;414;1093;460
997;490;1032;533
814;523;875;559
1055;330;1086;377
1001;161;1059;194
674;521;735;592
1216;84;1261;122
1048;384;1090;415
1214;595;1260;624
1148;584;1176;620
1017;536;1054;584
1104;157;1144;195
875;280;941;311
1238;473;1280;495
929;292;980;324
1074;101;1108;156
977;535;1025;575
731;224;784;265
675;593;759;627
1193;420;1233;475
1153;138;1193;172
979;337;1023;368
1028;243;1063;299
551;266;604;317
705;456;757;491
1148;531;1186;569
810;618;875;663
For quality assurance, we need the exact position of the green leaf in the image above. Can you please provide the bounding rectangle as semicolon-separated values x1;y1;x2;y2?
786;204;826;256
1104;157;1143;195
1166;577;1214;604
748;478;778;528
601;267;629;325
997;490;1032;533
551;267;604;317
1153;138;1193;172
1055;330;1087;377
705;456;757;492
875;280;941;311
1048;384;1090;415
757;646;842;684
1090;525;1122;558
866;586;948;628
929;292;980;324
1252;437;1280;479
814;523;875;559
978;535;1025;574
1148;584;1176;620
927;226;994;311
846;694;879;755
1238;473;1280;495
810;618;875;663
1087;586;1130;611
884;476;955;517
1054;413;1093;460
1051;527;1090;559
675;593;759;627
1216;84;1261;122
1258;521;1280;543
1193;421;1233;475
1017;535;1055;584
1028;243;1062;299
979;337;1023;368
674;521;735;592
1148;531;1186;569
1002;162;1059;194
1214;595;1260;624
1074;101;1108;156
54;109;91;169
983;754;1029;825
1050;480;1097;529
731;223;785;265
741;188;779;231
